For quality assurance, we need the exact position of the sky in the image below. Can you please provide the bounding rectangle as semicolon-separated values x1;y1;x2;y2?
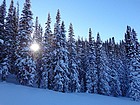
4;0;140;42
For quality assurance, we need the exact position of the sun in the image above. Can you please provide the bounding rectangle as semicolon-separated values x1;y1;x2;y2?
30;43;40;52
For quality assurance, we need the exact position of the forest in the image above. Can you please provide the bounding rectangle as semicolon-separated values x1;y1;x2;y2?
0;0;140;101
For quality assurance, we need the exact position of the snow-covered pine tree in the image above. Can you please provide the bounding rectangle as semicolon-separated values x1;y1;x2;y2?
107;37;121;97
68;23;80;92
12;2;20;75
86;28;97;93
36;24;44;87
118;40;128;96
15;0;36;86
0;0;6;41
0;0;8;81
60;21;70;92
125;26;140;101
4;0;19;77
42;13;52;89
95;33;111;96
32;17;44;88
52;10;69;92
76;37;89;92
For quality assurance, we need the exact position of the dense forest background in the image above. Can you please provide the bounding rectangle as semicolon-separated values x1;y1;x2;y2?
0;0;140;101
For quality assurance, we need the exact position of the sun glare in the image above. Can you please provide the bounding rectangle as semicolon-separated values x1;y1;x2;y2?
30;43;40;52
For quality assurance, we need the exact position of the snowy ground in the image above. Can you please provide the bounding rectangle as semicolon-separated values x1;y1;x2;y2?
0;82;140;105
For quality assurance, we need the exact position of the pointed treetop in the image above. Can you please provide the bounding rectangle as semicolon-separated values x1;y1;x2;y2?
69;23;73;30
132;29;138;40
61;21;66;31
47;13;51;23
7;0;14;15
109;38;112;44
127;25;131;33
35;16;38;28
61;21;65;27
69;23;74;36
61;21;66;34
125;26;132;42
112;37;115;45
89;28;92;43
96;32;101;43
2;0;6;6
89;28;92;33
16;1;19;20
45;13;51;30
0;0;6;16
56;9;61;24
10;0;14;7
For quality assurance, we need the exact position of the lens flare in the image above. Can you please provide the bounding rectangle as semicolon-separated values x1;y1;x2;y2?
30;43;40;52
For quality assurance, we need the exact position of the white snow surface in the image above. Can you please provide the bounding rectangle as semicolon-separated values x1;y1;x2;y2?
0;82;140;105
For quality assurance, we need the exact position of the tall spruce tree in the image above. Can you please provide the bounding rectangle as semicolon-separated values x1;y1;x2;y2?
15;0;36;86
96;33;111;95
118;40;128;96
107;37;121;96
0;0;7;80
86;28;97;93
52;10;69;92
76;37;85;92
76;37;89;92
0;0;6;40
68;23;80;92
4;0;18;76
42;13;53;89
32;17;44;88
125;26;140;100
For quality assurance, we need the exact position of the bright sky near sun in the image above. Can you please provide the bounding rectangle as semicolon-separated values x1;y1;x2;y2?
4;0;140;42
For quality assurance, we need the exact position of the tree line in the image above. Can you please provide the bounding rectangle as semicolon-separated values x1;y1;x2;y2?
0;0;140;101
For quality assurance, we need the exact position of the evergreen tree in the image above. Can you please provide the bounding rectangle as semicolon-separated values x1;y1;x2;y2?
125;26;140;100
96;33;111;95
76;37;84;92
32;17;44;88
52;10;69;92
0;0;6;80
42;13;52;89
15;0;36;86
86;28;97;93
4;0;18;76
68;23;80;92
0;0;6;40
107;37;121;96
76;37;88;92
60;21;70;92
118;40;128;96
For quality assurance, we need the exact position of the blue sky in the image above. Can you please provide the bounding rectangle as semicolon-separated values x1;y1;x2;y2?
5;0;140;42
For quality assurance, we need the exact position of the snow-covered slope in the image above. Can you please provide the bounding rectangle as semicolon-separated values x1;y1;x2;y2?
0;82;139;105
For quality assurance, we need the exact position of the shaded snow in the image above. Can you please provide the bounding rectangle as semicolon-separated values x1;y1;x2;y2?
0;82;140;105
0;39;4;44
